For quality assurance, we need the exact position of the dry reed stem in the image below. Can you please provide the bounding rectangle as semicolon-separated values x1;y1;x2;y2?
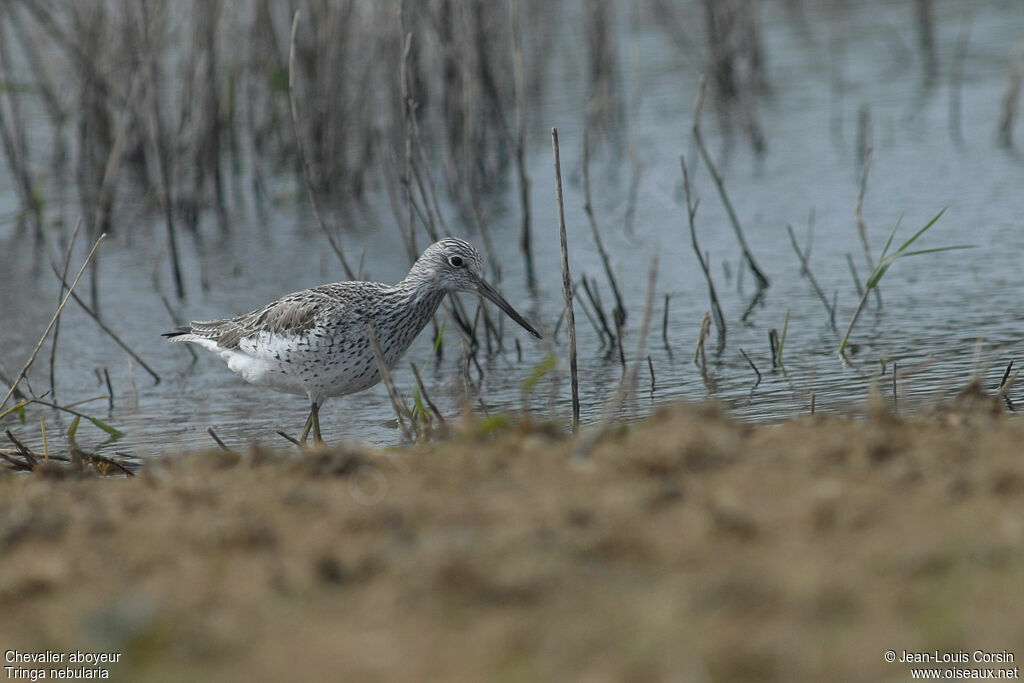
738;348;762;387
582;128;627;329
694;312;710;370
691;77;769;290
551;128;579;432
573;254;658;458
288;11;356;280
0;229;106;412
680;155;726;345
49;262;161;384
48;219;81;401
207;427;235;454
661;294;671;350
580;277;615;346
786;224;837;330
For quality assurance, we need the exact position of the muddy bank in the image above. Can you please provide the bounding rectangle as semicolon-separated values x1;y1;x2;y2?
1;398;1023;681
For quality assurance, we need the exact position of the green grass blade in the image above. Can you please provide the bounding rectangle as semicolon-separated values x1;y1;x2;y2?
878;215;903;261
895;245;975;259
88;416;125;438
67;415;81;440
895;208;946;254
522;354;556;393
0;399;30;422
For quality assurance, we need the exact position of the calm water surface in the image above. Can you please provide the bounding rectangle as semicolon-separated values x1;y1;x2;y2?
1;1;1022;458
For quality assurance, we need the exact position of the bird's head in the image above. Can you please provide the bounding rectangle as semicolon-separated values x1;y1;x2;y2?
413;238;541;338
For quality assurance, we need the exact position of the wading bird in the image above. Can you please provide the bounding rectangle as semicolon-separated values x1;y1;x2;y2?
165;238;541;442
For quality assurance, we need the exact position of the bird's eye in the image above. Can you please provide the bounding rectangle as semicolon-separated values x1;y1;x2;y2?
448;255;465;268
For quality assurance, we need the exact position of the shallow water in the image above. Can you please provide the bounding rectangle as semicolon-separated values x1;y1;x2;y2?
2;1;1023;457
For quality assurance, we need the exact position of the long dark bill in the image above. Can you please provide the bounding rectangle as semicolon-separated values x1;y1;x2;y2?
475;277;542;339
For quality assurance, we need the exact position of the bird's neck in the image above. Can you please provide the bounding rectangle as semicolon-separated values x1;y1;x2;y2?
390;275;448;317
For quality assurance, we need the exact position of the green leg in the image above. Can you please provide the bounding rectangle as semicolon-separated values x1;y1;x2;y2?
299;403;315;444
312;402;323;443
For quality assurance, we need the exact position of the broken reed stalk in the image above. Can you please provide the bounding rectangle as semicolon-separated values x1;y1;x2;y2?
738;348;762;387
573;254;658;458
510;0;534;288
661;293;671;349
577;278;612;347
288;11;356;280
0;232;106;412
680;155;726;344
367;324;413;442
551;127;580;432
50;262;161;384
776;309;790;369
694;312;711;370
691;76;769;290
786;224;836;330
410;361;446;427
580;276;615;346
206;427;235;453
582;128;626;327
892;360;899;413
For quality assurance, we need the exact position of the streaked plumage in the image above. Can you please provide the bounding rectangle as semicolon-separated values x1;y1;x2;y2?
165;238;541;442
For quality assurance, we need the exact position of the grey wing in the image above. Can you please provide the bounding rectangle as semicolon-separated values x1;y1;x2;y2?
190;289;335;349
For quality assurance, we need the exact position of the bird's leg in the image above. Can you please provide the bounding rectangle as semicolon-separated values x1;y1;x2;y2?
299;403;316;444
311;401;323;443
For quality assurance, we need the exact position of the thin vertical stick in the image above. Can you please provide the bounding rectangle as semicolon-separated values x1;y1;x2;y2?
892;360;899;414
692;77;769;289
681;155;726;344
288;11;356;280
661;293;671;349
551;128;579;432
49;218;81;400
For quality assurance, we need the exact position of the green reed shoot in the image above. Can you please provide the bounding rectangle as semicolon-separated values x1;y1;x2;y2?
839;209;973;359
